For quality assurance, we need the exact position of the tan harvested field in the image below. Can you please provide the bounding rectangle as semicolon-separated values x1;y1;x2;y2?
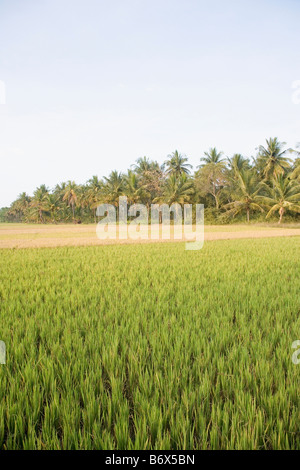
0;223;300;248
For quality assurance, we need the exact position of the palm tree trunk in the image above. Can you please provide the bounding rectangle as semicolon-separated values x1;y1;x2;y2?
212;185;219;210
39;210;44;224
279;207;284;224
246;208;250;223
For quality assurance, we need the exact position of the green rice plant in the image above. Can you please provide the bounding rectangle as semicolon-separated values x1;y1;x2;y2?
0;237;299;449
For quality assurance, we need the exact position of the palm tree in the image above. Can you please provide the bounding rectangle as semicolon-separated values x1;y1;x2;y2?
199;147;226;167
256;138;292;180
196;149;227;209
102;171;124;209
54;182;68;195
132;157;160;175
153;174;194;224
84;176;103;222
30;185;50;223
155;174;194;206
124;170;146;205
52;182;70;221
45;193;61;223
290;158;300;181
224;170;264;222
62;181;78;221
258;175;300;224
5;140;300;225
9;192;31;221
228;154;250;174
164;150;192;177
87;175;102;190
223;155;252;205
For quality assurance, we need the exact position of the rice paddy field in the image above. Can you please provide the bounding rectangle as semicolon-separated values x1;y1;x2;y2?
0;233;299;450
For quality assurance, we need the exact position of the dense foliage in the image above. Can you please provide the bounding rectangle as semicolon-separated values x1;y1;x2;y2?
3;138;300;224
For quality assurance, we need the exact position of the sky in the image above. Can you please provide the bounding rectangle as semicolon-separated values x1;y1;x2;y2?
0;0;300;207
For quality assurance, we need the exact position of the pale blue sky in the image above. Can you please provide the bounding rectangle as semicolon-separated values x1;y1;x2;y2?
0;0;300;206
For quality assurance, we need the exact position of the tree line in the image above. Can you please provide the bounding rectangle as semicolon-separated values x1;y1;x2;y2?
2;137;300;225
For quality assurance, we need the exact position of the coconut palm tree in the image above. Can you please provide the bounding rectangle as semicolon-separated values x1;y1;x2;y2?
62;181;78;221
156;173;194;206
45;193;61;223
196;149;227;209
224;170;264;222
258;175;300;224
87;175;102;190
199;147;226;167
290;158;300;181
228;154;250;174
84;176;104;222
256;138;292;180
30;185;50;223
51;182;70;221
223;155;252;204
102;171;124;209
54;182;67;194
124;170;146;205
164;150;192;177
131;157;161;175
9;192;31;221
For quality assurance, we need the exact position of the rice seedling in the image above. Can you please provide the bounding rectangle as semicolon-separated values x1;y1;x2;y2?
0;237;299;449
